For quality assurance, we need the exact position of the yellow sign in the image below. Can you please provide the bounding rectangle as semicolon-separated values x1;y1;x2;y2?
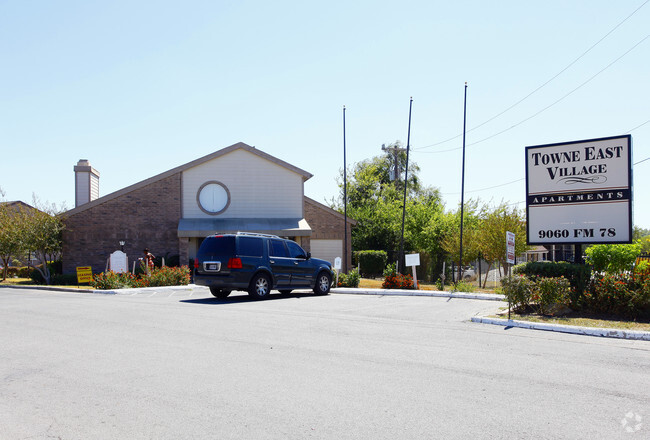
76;266;93;284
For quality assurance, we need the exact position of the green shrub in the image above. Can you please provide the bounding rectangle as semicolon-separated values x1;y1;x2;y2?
454;281;475;293
50;274;79;286
534;276;571;314
90;266;190;290
585;243;642;274
91;271;136;290
147;266;190;287
585;274;650;320
356;250;387;277
337;267;360;288
501;275;535;312
513;261;591;307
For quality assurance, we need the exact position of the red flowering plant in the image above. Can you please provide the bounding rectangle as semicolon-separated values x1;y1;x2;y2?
585;273;650;319
381;263;415;289
90;266;191;290
91;271;136;290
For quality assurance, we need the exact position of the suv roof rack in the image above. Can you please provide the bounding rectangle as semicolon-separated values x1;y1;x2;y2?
236;231;280;239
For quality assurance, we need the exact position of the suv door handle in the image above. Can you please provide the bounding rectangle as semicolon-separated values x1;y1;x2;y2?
270;259;275;264
293;261;299;265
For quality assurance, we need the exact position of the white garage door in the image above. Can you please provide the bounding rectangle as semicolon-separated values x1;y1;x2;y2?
310;239;342;266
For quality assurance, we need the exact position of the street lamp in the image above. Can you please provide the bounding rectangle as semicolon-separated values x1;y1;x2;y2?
119;240;125;252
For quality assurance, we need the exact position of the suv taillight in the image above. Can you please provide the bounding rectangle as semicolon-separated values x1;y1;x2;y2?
227;258;243;269
194;259;199;269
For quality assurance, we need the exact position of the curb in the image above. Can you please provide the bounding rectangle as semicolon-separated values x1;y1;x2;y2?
471;316;650;341
331;287;505;301
0;284;111;294
0;283;201;295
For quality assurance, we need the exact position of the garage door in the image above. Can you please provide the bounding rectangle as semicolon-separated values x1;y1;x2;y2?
310;239;342;266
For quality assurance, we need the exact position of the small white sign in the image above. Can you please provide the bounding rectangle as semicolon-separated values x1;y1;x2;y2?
334;257;342;270
506;231;515;264
109;250;128;273
405;253;420;267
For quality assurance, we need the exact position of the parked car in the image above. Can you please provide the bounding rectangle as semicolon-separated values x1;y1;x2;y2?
193;232;333;299
461;266;476;280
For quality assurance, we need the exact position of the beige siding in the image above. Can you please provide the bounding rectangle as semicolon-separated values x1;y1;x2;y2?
182;149;303;219
75;172;89;205
90;174;99;201
310;239;342;266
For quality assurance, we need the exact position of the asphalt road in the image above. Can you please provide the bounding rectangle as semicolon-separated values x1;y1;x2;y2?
0;287;648;439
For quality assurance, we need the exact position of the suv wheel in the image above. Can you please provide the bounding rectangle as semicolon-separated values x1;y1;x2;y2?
313;271;332;295
249;273;271;299
210;287;231;299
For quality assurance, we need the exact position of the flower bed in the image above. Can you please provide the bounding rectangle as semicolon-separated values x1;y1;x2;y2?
91;266;191;290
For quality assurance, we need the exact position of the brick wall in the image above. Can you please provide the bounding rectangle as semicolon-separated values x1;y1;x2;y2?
303;197;354;271
62;174;182;274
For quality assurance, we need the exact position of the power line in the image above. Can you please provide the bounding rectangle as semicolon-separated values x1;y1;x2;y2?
627;118;650;133
414;1;650;152
635;157;650;165
413;33;649;153
442;177;524;195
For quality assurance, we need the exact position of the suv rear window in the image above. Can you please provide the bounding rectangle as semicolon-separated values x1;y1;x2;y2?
197;236;236;258
238;237;264;257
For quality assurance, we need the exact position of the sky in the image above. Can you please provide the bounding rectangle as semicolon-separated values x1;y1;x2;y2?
1;0;649;229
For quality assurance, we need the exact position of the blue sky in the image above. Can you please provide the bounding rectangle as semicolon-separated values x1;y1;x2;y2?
1;1;649;229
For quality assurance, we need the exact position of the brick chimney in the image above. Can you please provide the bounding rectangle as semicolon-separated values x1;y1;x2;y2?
74;159;100;207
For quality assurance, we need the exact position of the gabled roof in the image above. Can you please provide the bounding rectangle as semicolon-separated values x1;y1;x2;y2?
63;142;313;217
1;201;36;211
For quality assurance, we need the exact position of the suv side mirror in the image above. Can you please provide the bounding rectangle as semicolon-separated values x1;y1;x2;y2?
306;252;311;260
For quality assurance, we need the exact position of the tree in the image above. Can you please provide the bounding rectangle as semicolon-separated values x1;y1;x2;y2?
440;200;483;274
0;189;27;280
476;203;529;287
21;197;65;285
633;226;650;241
331;145;447;277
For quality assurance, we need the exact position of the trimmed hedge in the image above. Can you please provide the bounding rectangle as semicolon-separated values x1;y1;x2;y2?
355;250;387;277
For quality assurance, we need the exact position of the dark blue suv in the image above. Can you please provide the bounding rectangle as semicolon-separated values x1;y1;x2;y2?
193;232;333;300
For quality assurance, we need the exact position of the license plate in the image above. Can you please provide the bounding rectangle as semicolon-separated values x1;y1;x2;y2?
204;262;221;271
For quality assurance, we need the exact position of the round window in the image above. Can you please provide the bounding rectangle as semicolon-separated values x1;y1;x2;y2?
197;181;230;215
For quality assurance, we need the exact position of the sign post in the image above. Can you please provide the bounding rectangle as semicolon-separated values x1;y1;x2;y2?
506;231;516;275
405;253;420;289
334;257;342;286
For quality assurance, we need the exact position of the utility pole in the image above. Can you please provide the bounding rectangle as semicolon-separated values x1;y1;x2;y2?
381;143;406;185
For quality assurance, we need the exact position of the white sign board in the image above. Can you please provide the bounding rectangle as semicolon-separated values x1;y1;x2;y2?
334;257;342;270
109;250;128;273
526;135;632;245
405;253;420;267
506;231;515;264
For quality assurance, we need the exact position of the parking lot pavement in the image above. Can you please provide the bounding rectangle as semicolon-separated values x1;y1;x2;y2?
0;286;648;440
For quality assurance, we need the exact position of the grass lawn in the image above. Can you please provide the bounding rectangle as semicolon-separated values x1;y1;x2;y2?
0;277;94;290
493;308;650;332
